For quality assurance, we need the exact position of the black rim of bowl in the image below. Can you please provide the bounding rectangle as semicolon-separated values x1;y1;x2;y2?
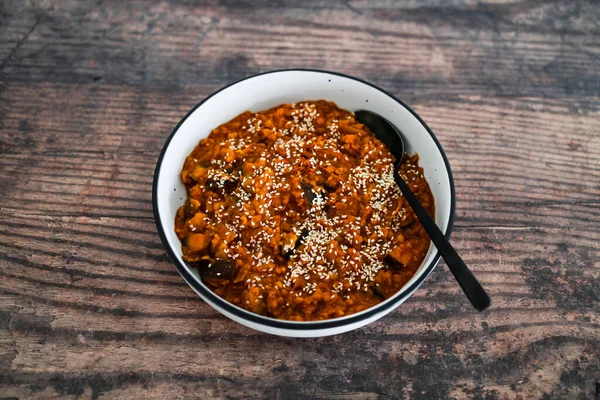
152;68;456;331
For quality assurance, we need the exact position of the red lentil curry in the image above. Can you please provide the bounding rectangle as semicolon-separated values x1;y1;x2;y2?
175;101;434;321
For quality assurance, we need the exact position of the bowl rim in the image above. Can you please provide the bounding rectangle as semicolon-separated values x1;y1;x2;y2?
152;68;456;330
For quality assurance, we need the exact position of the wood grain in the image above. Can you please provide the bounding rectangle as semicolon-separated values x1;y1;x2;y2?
1;0;599;399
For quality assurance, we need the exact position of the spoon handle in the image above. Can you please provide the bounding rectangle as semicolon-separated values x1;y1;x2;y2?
394;169;491;311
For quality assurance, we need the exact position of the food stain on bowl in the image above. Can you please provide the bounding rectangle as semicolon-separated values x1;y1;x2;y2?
174;100;435;321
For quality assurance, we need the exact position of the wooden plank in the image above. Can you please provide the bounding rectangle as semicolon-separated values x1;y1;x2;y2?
1;214;598;397
0;298;598;398
0;1;599;99
1;83;598;155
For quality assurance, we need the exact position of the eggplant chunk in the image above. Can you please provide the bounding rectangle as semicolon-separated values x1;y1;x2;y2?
323;182;338;194
384;254;402;270
370;284;387;300
206;171;239;192
188;259;238;281
300;183;317;204
184;198;201;220
280;240;295;258
397;212;414;227
280;228;309;258
384;246;414;271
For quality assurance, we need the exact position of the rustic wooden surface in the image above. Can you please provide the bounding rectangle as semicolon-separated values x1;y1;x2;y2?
1;0;599;399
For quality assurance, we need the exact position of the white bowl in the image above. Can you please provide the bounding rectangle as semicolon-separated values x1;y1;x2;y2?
153;69;455;337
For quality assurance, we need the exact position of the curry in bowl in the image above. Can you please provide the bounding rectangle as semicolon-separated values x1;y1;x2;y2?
174;101;434;321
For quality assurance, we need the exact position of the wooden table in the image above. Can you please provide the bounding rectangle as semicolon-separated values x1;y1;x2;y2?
1;1;599;398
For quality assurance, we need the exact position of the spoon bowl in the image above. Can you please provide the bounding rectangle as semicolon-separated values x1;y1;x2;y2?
354;110;406;167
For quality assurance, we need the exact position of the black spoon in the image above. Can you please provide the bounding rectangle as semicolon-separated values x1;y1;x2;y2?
355;110;491;311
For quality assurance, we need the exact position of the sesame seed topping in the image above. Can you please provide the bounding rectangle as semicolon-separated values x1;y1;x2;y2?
177;101;434;320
